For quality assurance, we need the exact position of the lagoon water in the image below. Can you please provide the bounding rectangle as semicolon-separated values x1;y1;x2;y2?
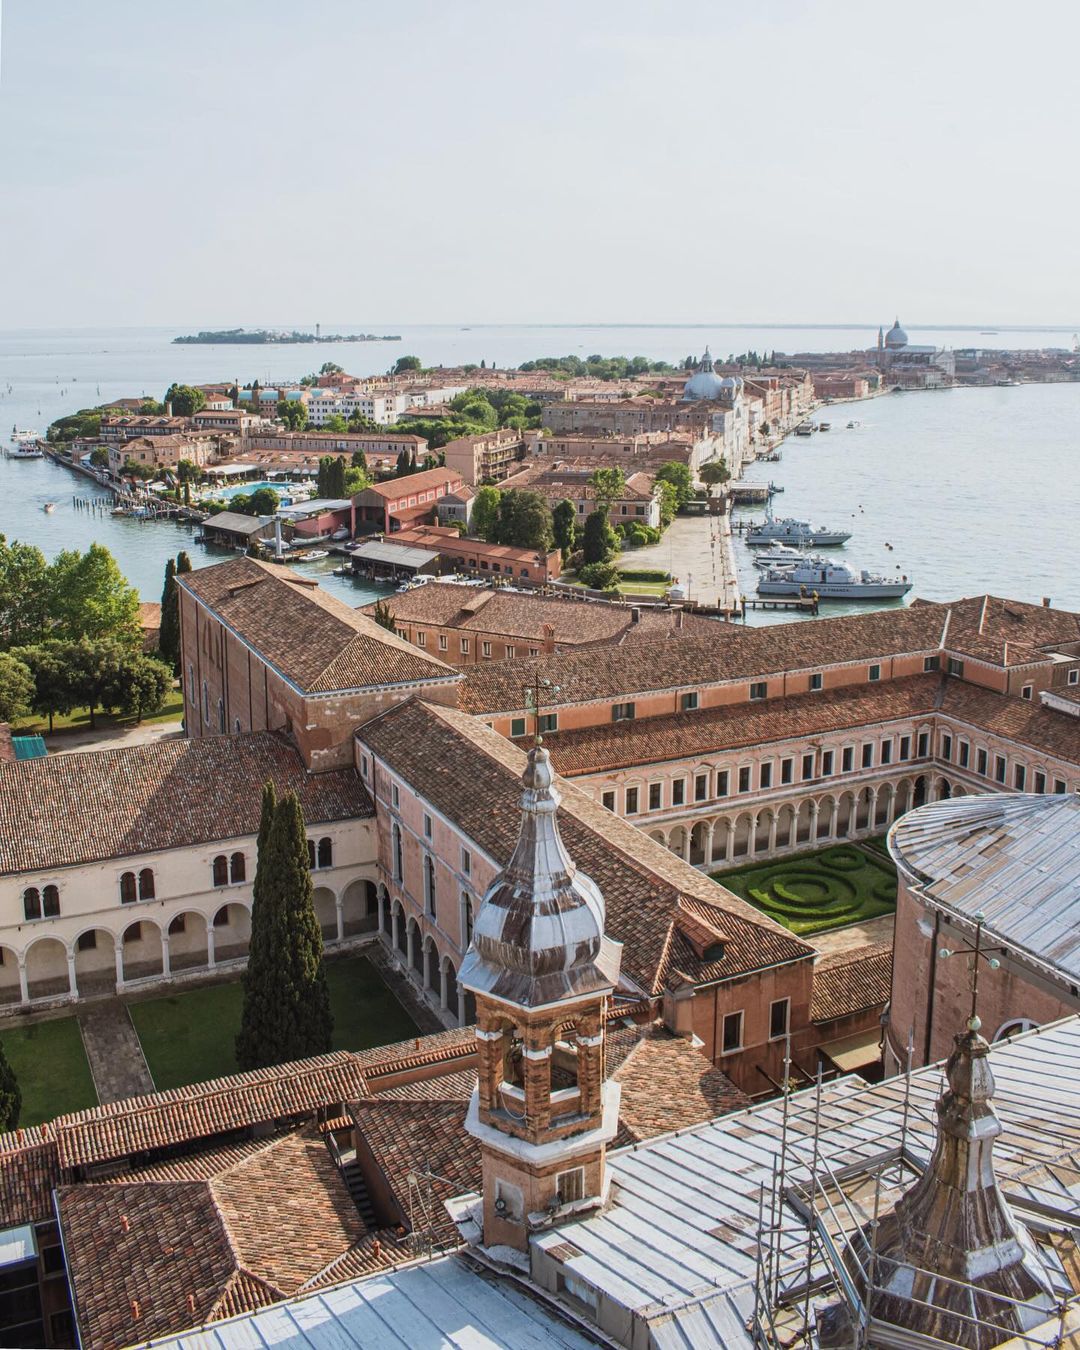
0;324;1076;613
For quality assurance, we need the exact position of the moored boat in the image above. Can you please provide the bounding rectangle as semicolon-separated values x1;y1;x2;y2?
7;429;43;459
752;544;806;569
745;515;851;548
757;557;912;600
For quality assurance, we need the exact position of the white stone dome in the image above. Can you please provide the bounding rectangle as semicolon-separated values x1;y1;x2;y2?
682;348;726;401
718;374;743;397
885;319;909;350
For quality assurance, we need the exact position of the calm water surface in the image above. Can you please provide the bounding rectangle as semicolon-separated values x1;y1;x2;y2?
0;326;1075;611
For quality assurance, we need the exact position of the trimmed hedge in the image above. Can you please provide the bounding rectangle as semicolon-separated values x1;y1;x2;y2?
617;568;672;582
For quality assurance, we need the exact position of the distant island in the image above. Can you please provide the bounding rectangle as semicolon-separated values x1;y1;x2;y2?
173;328;401;345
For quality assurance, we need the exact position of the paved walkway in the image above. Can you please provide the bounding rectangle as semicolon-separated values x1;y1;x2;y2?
809;913;895;959
78;1000;155;1103
49;719;184;756
619;511;741;610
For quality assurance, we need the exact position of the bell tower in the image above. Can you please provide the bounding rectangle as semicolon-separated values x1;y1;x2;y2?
460;741;622;1252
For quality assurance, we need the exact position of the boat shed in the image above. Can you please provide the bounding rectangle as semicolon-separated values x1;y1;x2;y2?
200;512;275;549
348;538;440;582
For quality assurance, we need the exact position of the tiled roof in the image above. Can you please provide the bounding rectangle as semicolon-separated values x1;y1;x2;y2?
459;604;950;713
179;557;456;693
543;674;944;775
941;595;1080;665
57;1128;364;1350
810;943;893;1023
359;700;813;995
0;1126;60;1227
0;732;371;877
357;467;463;500
941;679;1080;763
611;1027;750;1144
52;1052;371;1168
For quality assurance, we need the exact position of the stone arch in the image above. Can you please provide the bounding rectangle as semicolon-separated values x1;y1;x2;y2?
690;821;710;867
378;884;392;938
648;829;668;848
166;911;210;973
408;918;423;976
393;901;407;956
212;902;251;963
835;791;856;838
73;925;118;996
754;809;772;854
732;812;754;859
341;878;379;938
122;918;164;983
819;794;838;842
913;774;929;809
951;782;967;797
443;955;459;1020
312;885;339;943
892;778;913;821
0;946;20;1006
796;797;815;845
668;826;689;861
424;935;440;994
24;935;69;1001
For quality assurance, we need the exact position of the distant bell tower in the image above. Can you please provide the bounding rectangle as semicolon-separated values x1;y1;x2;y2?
316;322;321;340
460;739;622;1252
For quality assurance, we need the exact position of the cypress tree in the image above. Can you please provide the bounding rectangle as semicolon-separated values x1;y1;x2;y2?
235;782;295;1070
277;792;333;1059
177;551;192;577
158;557;178;673
0;1041;20;1132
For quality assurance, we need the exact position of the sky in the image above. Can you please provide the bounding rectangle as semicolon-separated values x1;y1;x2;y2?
1;0;1078;329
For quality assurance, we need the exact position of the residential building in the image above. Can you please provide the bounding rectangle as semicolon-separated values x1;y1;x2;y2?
350;467;466;534
387;525;563;583
99;415;190;442
435;484;475;528
499;461;663;528
106;433;217;476
191;407;262;435
441;429;526;485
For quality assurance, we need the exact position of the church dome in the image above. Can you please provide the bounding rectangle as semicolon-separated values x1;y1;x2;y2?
885;318;909;350
718;374;743;397
682;348;726;401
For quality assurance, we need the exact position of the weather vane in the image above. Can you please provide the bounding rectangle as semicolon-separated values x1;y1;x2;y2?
522;673;561;747
938;912;1002;1034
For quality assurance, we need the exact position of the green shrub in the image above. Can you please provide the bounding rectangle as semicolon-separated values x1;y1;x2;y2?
819;849;864;872
773;878;833;906
618;568;672;583
578;561;621;590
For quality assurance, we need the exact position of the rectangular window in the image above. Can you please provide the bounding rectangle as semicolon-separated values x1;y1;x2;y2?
1014;764;1026;790
842;746;854;772
391;783;400;809
868;663;881;682
994;755;1007;784
781;757;793;785
461;847;471;876
716;769;730;797
821;750;834;776
861;743;873;769
749;681;767;701
1034;771;1046;794
924;654;940;672
695;772;709;802
538;712;558;734
899;735;911;761
722;1011;744;1055
416;630;426;646
809;672;823;692
510;717;527;738
482;642;492;658
917;732;929;758
423;813;432;839
612;701;636;722
958;740;970;768
438;634;448;651
649;783;662;811
602;789;616;811
680;691;699;711
941;734;952;761
556;1167;585;1204
1054;778;1067;795
460;638;470;654
505;646;515;659
769;998;790;1040
672;779;686;806
625;787;639;814
977;748;988;776
1021;684;1033;701
759;762;773;790
1070;669;1079;686
881;739;893;765
948;657;964;678
360;754;370;780
738;766;752;793
802;752;815;781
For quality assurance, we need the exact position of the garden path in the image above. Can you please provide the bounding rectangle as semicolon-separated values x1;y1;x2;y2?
78;1000;155;1102
808;913;894;958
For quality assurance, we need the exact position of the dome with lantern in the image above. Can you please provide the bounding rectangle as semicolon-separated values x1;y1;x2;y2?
885;318;909;350
682;348;726;401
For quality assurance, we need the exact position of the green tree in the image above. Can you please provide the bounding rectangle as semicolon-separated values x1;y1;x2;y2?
0;1041;21;1132
471;486;501;542
109;653;172;724
699;458;731;497
89;446;110;468
582;509;618;565
552;498;577;558
163;384;206;417
656;461;694;510
328;457;347;498
64;638;128;728
343;466;368;495
371;598;396;631
495;490;553;551
12;643;74;732
448;391;498;431
0;536;49;649
322;414;349;434
278;792;333;1057
0;652;34;723
245;487;280;517
277;398;308;431
235;783;293;1071
578;561;621;591
319;362;344;375
589;467;626;512
159;558;179;673
176;459;200;485
47;544;141;647
656;479;678;529
350;448;368;473
393;355;422;375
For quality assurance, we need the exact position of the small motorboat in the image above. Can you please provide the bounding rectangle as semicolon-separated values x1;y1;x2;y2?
330;527;350;541
752;544;805;569
296;549;329;562
42;502;56;513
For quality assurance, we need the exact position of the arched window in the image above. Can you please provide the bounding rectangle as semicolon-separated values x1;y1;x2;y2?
317;837;333;869
212;855;229;887
424;856;436;918
995;1018;1038;1042
230;852;246;883
392;824;403;882
307;839;316;870
218;698;225;733
22;887;41;921
120;872;137;904
168;914;186;936
138;868;155;901
42;885;60;918
214;906;230;928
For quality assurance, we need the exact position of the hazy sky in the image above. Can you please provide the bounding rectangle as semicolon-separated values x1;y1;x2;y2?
1;1;1077;328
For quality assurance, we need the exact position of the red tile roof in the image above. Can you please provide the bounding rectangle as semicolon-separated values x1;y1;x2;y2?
811;943;893;1023
357;467;464;501
941;680;1080;764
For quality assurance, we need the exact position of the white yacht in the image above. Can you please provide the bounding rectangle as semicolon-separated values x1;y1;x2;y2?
757;557;913;600
752;544;806;569
7;429;43;459
745;515;851;548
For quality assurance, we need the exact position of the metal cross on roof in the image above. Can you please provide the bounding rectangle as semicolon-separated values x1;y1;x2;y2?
523;673;561;747
939;912;1003;1035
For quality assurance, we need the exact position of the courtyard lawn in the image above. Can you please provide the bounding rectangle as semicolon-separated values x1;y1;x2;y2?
0;1017;97;1127
129;955;418;1091
12;686;184;737
713;843;898;936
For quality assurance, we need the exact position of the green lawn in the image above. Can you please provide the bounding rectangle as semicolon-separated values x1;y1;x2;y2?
0;1018;97;1127
13;686;184;737
713;843;898;936
129;955;418;1091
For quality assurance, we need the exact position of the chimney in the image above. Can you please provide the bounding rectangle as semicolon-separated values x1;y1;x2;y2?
1042;596;1051;608
542;622;556;654
631;607;641;624
165;401;173;417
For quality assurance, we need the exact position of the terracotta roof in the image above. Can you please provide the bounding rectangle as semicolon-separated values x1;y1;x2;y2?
942;595;1080;663
52;1052;371;1168
811;943;893;1023
0;1126;60;1227
138;601;162;628
941;679;1080;764
611;1026;750;1143
459;604;950;714
359;700;813;995
57;1128;364;1350
179;557;456;693
0;732;371;877
544;673;944;775
357;467;463;500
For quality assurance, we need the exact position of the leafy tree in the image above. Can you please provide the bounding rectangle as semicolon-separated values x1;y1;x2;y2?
322;414;349;434
46;407;103;443
0;535;49;649
656;479;678;528
47;544;141;647
582;509;618;565
277;398;308;431
371;599;396;631
0;652;34;723
578;561;621;590
159;558;179;673
109;653;172;723
12;643;75;732
177;551;192;578
319;362;344;375
656;461;694;510
343;466;368;495
589;467;626;512
89;446;110;468
176;459;200;484
699;458;731;496
236;783;292;1071
316;456;347;499
552;498;576;558
163;384;206;417
471;486;501;542
495;490;553;551
122;459;156;481
346;411;381;432
278;792;333;1057
230;487;281;517
64;638;128;728
350;449;368;473
448;391;498;432
393;355;422;375
0;1041;21;1132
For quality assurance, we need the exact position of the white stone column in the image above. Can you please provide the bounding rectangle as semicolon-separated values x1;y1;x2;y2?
747;813;759;859
161;932;171;978
206;924;216;969
767;811;779;855
391;905;401;956
335;897;344;943
704;823;715;866
114;939;125;991
407;924;417;978
788;810;799;850
457;986;467;1025
809;801;820;844
439;961;448;1010
829;798;840;840
66;951;78;1000
17;958;28;1007
378;889;386;937
868;787;879;831
724;822;735;864
681;830;691;864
